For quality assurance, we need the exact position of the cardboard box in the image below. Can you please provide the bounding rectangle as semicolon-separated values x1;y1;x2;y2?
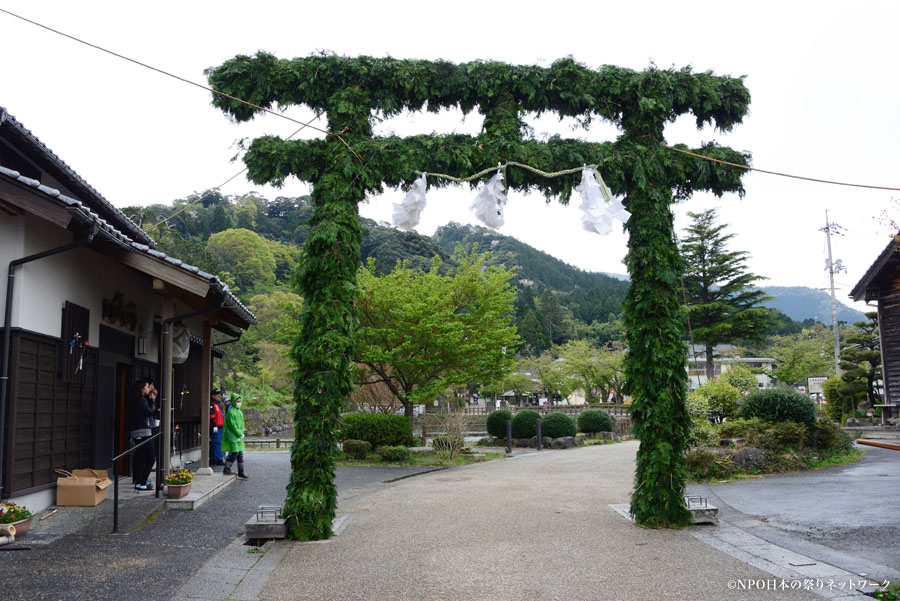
55;469;113;506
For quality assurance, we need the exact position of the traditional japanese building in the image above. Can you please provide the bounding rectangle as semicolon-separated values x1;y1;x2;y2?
850;234;898;418
0;107;255;512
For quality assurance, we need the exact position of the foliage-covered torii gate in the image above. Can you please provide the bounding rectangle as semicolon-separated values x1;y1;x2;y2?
207;54;751;538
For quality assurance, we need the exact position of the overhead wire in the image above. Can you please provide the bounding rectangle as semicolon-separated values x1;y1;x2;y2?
663;144;900;192
159;119;321;225
0;7;362;162
5;6;897;227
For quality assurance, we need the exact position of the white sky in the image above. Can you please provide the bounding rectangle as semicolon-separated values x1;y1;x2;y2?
3;1;897;312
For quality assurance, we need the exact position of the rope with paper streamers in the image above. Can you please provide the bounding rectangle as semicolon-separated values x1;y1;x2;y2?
422;161;598;183
393;162;628;235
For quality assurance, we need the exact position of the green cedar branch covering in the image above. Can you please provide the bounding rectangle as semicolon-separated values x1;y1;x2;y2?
207;53;752;535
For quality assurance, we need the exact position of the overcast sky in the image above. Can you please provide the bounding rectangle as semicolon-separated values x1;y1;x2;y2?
3;1;897;312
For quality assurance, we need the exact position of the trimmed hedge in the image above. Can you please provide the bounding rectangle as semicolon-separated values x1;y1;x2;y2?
486;409;513;439
542;412;576;438
377;445;411;462
739;388;816;430
511;410;540;439
577;409;613;434
340;413;413;448
342;439;371;460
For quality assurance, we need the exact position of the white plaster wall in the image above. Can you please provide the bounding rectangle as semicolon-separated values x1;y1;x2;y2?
12;213;162;357
0;215;25;319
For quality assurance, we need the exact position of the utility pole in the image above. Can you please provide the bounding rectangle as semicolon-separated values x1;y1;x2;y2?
822;211;844;378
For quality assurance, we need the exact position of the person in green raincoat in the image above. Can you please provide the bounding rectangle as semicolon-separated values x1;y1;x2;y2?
222;393;248;479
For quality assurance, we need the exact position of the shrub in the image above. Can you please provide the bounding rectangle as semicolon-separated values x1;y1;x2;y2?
542;412;577;438
431;435;463;453
822;376;844;421
720;364;759;394
688;417;718;448
811;417;855;453
740;388;817;430
696;378;742;418
340;413;413;448
685;391;711;418
376;445;411;463
486;409;513;439
342;439;372;460
511;410;540;439
577;409;613;434
717;417;770;443
768;421;808;449
684;448;735;481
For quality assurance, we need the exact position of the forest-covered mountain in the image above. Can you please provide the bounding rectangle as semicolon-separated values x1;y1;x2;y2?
760;286;866;325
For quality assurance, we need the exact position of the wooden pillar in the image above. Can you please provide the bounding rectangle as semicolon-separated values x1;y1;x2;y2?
197;320;213;475
161;299;174;478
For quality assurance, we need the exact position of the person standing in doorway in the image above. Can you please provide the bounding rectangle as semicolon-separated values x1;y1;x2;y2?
222;393;248;479
130;379;157;491
209;388;225;466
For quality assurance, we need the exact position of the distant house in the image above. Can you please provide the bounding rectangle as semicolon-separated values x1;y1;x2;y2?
0;107;255;512
850;234;898;417
686;344;776;391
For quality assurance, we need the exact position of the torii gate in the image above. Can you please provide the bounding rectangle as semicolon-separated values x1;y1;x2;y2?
207;54;751;538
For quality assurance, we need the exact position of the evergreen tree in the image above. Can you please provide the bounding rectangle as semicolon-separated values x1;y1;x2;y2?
680;209;774;379
518;309;550;355
837;312;882;412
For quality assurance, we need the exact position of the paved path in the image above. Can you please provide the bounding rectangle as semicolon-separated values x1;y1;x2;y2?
688;444;900;583
1;452;432;601
257;442;831;601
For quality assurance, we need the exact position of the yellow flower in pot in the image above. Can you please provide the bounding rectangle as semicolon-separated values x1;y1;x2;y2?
164;469;194;486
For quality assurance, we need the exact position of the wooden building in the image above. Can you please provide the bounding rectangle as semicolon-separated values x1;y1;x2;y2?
0;107;255;511
850;234;899;416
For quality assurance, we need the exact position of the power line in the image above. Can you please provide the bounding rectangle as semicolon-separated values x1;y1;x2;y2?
0;7;361;162
663;145;900;191
159;119;323;225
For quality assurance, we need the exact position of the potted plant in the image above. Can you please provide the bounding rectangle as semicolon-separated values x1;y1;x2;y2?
0;501;34;536
164;469;194;499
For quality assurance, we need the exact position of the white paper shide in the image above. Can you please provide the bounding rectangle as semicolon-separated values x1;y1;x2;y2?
470;170;507;229
576;167;630;235
392;173;428;230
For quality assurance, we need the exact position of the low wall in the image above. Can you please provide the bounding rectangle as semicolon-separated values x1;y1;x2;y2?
241;407;294;437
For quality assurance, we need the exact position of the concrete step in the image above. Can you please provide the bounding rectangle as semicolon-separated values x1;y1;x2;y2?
166;472;236;510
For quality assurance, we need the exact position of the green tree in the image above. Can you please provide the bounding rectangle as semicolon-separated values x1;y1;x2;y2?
520;351;577;404
518;309;550;355
247;291;304;346
557;340;626;403
355;252;519;418
539;290;572;346
837;313;882;411
680;209;774;379
206;228;277;293
766;325;834;385
720;363;759;394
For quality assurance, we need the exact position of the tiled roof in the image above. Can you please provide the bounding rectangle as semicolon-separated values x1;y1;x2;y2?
0;107;155;247
850;234;900;302
0;165;256;327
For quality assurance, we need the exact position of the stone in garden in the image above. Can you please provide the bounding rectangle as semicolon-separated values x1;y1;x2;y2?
542;436;552;448
515;439;530;448
551;436;577;449
730;447;768;470
719;438;747;448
